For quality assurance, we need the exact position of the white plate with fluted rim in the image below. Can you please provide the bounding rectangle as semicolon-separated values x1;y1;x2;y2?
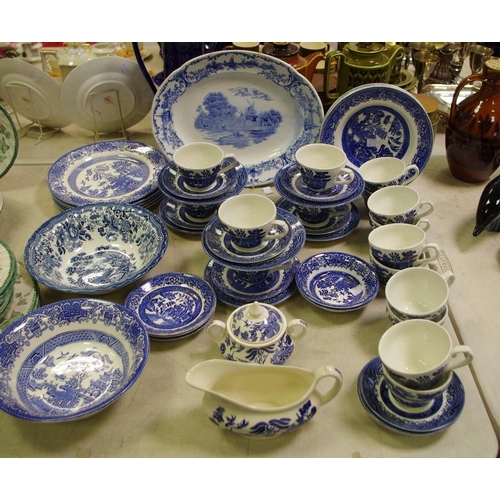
60;56;153;133
0;104;18;178
47;140;167;207
0;240;16;297
320;83;433;173
296;251;379;312
151;50;323;186
125;272;217;339
0;58;70;129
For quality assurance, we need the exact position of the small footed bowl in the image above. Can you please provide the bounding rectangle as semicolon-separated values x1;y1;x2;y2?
24;202;168;294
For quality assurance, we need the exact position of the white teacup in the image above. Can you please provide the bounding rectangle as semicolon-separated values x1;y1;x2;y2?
367;185;434;226
218;194;289;249
368;223;440;269
173;142;236;191
385;266;455;322
379;319;473;390
295;144;354;192
359;157;419;195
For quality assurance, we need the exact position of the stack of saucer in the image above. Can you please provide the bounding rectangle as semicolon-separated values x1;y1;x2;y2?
274;162;364;241
0;240;17;318
201;195;306;307
158;158;248;235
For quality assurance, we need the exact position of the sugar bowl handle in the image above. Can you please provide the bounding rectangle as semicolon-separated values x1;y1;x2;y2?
207;320;226;343
287;319;308;342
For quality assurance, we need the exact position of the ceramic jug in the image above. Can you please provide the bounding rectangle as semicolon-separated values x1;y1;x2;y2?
185;359;343;439
323;42;405;101
446;58;500;183
429;43;461;84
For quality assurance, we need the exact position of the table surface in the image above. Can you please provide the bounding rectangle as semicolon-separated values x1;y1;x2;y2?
0;44;498;458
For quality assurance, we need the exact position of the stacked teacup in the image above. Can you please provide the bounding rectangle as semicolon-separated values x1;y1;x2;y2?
202;193;305;306
274;144;364;242
378;319;473;411
158;142;247;234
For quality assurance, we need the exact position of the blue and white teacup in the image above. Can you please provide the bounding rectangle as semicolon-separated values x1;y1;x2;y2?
173;142;237;191
294;203;351;227
218;193;288;249
367;185;434;226
295;143;354;192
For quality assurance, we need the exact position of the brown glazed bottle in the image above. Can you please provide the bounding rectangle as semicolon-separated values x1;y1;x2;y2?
446;58;500;183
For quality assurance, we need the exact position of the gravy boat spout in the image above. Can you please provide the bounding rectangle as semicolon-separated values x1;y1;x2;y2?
186;359;343;439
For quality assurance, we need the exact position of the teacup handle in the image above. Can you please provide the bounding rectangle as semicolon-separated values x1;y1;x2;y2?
334;167;355;185
416;218;431;232
312;366;343;406
417;200;434;219
287;319;308;342
207;320;226;343
219;154;237;174
442;269;456;287
415;243;441;266
401;164;420;185
264;220;289;242
448;345;474;372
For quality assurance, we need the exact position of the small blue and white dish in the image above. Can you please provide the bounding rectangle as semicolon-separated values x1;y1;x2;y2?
357;357;464;435
205;258;299;303
300;204;360;242
296;252;379;312
202;209;305;271
158;159;247;201
0;298;149;422
274;162;365;204
125;272;217;339
24;202;168;295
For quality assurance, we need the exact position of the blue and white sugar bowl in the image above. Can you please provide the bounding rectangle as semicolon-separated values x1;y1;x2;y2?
208;301;307;365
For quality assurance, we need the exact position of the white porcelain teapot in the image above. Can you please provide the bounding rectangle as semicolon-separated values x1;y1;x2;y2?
208;301;307;365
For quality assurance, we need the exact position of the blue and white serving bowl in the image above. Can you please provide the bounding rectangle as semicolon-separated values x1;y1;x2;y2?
24;202;168;295
0;298;149;422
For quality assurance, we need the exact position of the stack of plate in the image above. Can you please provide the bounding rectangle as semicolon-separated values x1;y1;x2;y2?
157;159;248;235
47;140;168;210
202;208;306;307
0;240;40;332
125;273;217;341
274;162;364;241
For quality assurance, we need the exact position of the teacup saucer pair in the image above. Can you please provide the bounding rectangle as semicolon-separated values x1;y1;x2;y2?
357;357;465;435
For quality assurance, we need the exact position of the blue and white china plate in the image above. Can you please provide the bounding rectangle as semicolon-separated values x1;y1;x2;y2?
0;58;71;129
274;163;365;207
0;104;18;178
24;202;169;295
159;196;217;234
60;56;153;133
296;251;379;312
47;141;168;207
0;262;40;333
205;257;299;303
275;162;365;203
201;208;306;270
125;272;217;339
158;159;247;200
204;261;297;307
151;50;324;186
320;83;433;173
357;357;465;435
0;298;149;422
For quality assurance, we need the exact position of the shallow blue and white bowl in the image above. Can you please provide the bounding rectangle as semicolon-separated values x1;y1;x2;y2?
24;202;168;295
0;298;149;422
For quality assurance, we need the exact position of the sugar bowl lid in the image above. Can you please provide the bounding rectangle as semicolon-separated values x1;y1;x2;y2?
228;301;286;345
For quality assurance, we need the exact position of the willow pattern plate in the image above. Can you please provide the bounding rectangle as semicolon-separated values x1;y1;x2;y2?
152;50;323;186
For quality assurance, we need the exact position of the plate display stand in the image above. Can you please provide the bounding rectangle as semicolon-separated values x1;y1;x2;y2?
89;88;128;142
5;82;58;143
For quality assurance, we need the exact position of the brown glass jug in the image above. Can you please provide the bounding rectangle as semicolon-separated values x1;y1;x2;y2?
446;58;500;183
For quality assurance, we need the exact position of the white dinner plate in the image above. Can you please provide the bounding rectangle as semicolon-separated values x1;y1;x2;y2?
320;83;433;173
0;58;70;129
152;50;324;186
60;56;153;133
0;104;18;178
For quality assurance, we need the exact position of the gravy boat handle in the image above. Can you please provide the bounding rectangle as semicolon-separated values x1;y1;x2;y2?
313;366;343;406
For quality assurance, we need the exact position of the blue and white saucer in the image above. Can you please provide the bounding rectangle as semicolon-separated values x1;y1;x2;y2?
204;261;297;307
158;159;247;200
125;272;217;339
201;208;306;270
159;197;216;234
205;257;299;303
296;251;378;312
357;357;465;436
274;162;365;204
302;204;360;242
